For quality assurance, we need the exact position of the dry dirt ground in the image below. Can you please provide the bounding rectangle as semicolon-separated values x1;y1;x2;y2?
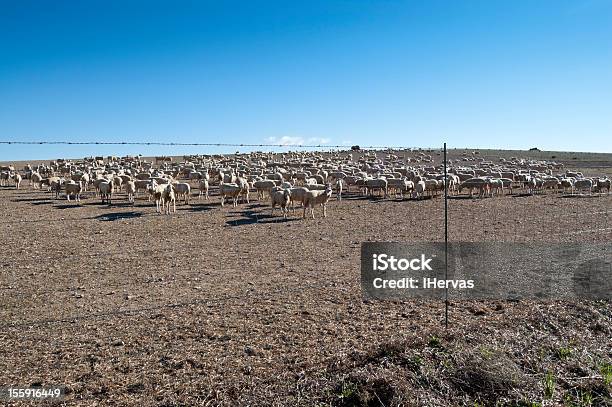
1;150;611;406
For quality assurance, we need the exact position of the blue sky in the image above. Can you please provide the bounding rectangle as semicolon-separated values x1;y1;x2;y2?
1;0;611;160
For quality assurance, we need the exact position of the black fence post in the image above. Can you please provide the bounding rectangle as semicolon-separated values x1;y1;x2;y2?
444;142;449;329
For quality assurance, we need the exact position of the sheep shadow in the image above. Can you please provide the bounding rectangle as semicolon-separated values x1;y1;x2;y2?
512;193;535;198
560;194;601;199
92;211;143;222
32;200;57;205
87;200;129;207
185;202;217;212
246;202;267;209
12;197;54;203
53;203;84;209
225;208;298;226
341;195;387;202
448;195;479;200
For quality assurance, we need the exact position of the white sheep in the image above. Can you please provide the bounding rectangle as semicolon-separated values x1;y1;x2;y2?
113;176;123;191
219;183;241;207
253;179;276;200
335;179;343;201
198;178;209;200
237;177;250;204
65;181;84;203
125;180;136;203
147;181;167;212
161;184;176;214
134;179;151;199
12;173;22;189
596;178;610;195
414;180;426;199
289;187;309;212
365;178;388;198
303;184;333;219
0;171;9;186
80;173;90;191
98;180;114;204
270;188;291;219
172;182;191;204
30;172;43;189
574;179;593;195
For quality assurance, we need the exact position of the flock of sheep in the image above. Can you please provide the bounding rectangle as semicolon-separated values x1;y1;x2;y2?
0;149;610;219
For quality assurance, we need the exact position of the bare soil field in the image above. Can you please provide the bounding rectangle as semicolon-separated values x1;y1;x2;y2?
1;150;611;406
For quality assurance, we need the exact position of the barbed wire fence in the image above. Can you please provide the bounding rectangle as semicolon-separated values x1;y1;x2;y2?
1;140;610;330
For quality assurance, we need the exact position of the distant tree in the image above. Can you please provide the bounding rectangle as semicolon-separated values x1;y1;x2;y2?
351;145;360;151
529;147;541;151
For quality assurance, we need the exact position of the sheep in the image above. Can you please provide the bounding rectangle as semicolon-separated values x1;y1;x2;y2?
189;171;203;181
596;178;610;195
0;171;9;186
113;176;123;191
219;183;242;207
125;180;136;203
270;188;291;218
488;178;504;196
559;178;574;194
161;184;176;214
253;179;276;200
134;179;152;198
289;187;310;212
523;176;537;194
172;182;191;204
135;172;151;180
414;180;426;199
98;180;114;204
293;172;310;185
48;177;64;199
236;177;250;204
12;173;22;189
424;179;442;197
65;181;84;202
147;181;167;212
365;178;388;198
458;178;490;198
303;184;333;219
30;172;43;189
541;178;560;192
327;171;347;184
80;173;90;191
574;179;593;195
198;178;209;200
344;176;361;192
499;178;514;195
387;178;409;199
304;177;318;186
304;184;328;191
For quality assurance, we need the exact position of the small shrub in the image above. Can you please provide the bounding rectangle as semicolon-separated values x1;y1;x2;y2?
556;346;572;360
336;380;358;405
452;349;528;399
543;371;555;399
428;335;442;348
600;363;612;386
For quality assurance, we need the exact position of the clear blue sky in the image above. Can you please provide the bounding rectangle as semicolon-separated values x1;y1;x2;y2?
1;0;611;160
